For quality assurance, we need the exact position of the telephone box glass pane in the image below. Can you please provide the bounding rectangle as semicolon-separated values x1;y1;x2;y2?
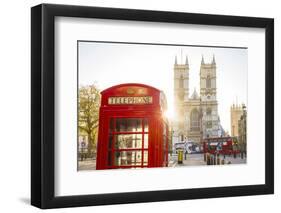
144;134;148;148
143;151;148;165
115;134;142;149
144;118;149;132
116;118;142;132
114;151;142;166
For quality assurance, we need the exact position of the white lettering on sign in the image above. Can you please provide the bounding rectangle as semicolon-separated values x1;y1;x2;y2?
108;96;153;105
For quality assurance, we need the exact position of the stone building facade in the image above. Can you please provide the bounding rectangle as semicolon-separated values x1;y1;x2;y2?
173;55;222;145
238;104;247;154
230;104;244;137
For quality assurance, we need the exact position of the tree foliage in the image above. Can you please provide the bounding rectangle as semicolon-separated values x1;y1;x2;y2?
78;84;100;155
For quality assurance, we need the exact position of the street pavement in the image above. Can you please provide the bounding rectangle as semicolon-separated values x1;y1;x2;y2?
219;154;247;164
169;153;205;167
78;159;96;171
182;153;206;166
77;153;247;171
171;153;247;167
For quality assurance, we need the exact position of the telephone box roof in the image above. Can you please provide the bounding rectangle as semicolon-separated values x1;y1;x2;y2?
101;83;160;94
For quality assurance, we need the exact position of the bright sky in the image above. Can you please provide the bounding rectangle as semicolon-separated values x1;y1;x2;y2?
78;41;248;132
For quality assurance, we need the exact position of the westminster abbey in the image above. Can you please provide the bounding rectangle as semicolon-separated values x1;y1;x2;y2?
173;55;224;144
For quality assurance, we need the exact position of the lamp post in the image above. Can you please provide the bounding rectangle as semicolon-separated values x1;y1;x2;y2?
81;139;86;161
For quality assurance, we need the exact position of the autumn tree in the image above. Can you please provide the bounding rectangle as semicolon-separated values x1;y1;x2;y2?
78;84;100;156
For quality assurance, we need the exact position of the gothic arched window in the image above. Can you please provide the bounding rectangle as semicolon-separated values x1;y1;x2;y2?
206;108;212;116
179;75;183;89
206;75;211;88
190;109;200;130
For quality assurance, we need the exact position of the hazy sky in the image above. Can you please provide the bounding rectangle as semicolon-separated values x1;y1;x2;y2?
78;41;247;132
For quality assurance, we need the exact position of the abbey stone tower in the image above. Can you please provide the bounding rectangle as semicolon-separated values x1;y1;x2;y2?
173;55;221;145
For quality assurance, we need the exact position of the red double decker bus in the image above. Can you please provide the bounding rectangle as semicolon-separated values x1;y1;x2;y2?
203;137;240;155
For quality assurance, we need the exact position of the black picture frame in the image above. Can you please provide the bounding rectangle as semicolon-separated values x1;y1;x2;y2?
31;3;274;209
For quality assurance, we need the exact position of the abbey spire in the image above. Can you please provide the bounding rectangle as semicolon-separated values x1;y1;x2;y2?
212;54;216;65
201;55;205;64
185;56;189;66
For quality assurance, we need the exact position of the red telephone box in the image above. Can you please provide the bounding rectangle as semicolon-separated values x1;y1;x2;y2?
96;83;169;170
